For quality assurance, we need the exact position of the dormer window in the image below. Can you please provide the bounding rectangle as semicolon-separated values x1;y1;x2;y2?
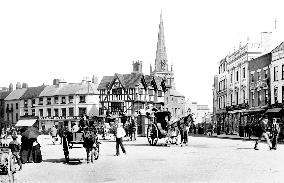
69;96;74;103
61;96;66;104
54;96;59;104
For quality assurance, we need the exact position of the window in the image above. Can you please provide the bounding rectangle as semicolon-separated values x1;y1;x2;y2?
282;86;284;104
39;109;43;117
264;69;268;79
158;91;163;97
230;94;233;105
274;66;278;81
251;73;254;82
32;109;35;116
257;71;261;81
282;65;284;80
251;92;254;107
264;89;268;104
243;67;245;78
16;103;18;110
79;96;86;103
257;91;261;106
236;71;239;82
54;108;59;117
79;108;87;117
61;108;66;116
24;109;28;116
39;98;43;105
54;97;59;104
16;113;18;122
32;99;35;107
62;97;66;104
243;90;246;103
69;96;74;103
24;100;28;108
274;88;278;103
236;91;239;105
47;98;51;105
47;108;51;117
230;73;233;83
69;108;74;117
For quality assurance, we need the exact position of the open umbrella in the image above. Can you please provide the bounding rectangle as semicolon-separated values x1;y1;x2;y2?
21;127;40;139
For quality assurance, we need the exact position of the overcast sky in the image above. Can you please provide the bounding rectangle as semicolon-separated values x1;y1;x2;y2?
0;0;284;110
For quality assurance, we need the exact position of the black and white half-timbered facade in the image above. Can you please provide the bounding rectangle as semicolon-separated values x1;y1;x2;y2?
98;72;166;116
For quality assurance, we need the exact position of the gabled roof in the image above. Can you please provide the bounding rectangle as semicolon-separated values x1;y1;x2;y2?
271;41;284;53
115;73;144;89
39;83;98;97
5;88;27;101
0;91;11;100
20;85;46;100
97;76;114;90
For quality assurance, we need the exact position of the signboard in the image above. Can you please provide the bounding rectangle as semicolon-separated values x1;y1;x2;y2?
38;116;81;120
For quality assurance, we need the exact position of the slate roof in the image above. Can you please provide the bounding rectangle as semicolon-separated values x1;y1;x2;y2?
39;83;98;97
5;88;27;101
97;76;114;90
271;41;284;53
20;85;46;99
0;91;11;100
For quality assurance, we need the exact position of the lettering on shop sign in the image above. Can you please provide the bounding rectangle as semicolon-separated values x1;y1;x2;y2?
39;116;81;120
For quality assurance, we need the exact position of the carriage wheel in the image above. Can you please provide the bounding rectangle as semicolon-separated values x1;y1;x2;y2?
62;136;70;162
147;124;158;146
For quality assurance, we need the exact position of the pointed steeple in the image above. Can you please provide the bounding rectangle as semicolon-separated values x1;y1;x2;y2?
155;11;168;72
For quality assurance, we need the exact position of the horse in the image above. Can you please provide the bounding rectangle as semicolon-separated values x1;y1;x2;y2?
83;128;100;163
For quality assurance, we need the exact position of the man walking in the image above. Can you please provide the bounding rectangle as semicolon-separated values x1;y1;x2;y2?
50;125;58;145
254;117;272;150
271;118;280;150
115;122;126;156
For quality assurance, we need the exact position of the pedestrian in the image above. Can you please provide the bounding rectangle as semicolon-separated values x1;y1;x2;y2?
254;117;272;150
271;119;280;150
9;132;22;170
50;125;58;145
32;140;42;163
72;123;80;133
58;127;64;144
115;122;126;156
130;118;137;141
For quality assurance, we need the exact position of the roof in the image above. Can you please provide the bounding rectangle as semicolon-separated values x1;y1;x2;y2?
5;88;27;101
265;108;282;113
20;85;46;99
116;73;143;88
167;89;184;97
39;83;98;97
271;42;284;53
97;76;114;90
0;91;11;100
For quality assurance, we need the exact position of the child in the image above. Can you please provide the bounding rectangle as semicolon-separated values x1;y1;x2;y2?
9;133;22;170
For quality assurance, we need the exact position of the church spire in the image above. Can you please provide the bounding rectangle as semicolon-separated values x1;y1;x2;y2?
154;11;168;72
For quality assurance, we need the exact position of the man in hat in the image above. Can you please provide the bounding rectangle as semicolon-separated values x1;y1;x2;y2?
9;132;22;170
254;117;272;150
50;125;58;145
115;122;126;156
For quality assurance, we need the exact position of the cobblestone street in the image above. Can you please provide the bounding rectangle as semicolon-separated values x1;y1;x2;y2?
12;135;284;183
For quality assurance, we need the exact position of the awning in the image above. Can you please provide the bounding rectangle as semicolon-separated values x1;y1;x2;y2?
15;119;37;127
265;108;282;113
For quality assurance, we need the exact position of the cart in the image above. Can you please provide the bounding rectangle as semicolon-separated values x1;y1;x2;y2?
62;120;100;163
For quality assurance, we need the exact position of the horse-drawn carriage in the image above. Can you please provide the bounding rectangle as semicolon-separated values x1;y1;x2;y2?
62;119;100;163
147;111;194;146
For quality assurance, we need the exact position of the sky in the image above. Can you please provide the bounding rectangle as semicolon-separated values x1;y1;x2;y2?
0;0;284;111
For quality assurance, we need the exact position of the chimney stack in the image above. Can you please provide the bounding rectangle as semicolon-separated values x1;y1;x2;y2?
16;82;21;89
9;83;13;92
92;75;98;84
132;60;143;73
22;83;28;88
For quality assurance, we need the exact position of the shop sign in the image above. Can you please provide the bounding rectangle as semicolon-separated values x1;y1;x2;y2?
39;116;81;120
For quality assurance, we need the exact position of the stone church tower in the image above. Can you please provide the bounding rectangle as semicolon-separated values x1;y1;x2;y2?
150;12;175;89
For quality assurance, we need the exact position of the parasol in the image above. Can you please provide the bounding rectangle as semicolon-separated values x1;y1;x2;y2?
21;127;40;139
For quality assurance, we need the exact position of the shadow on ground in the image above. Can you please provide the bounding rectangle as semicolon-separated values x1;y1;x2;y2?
43;158;83;165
